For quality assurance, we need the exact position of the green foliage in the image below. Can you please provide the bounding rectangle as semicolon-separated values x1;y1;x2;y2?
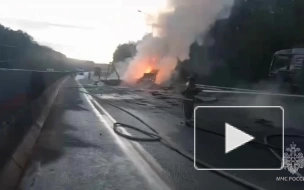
113;42;136;63
185;0;304;85
0;24;93;71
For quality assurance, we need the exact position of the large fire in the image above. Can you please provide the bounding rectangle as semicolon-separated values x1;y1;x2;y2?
139;57;158;75
145;66;153;73
124;56;177;85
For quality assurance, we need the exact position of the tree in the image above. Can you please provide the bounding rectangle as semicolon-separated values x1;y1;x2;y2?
182;0;304;86
112;42;136;63
0;24;93;71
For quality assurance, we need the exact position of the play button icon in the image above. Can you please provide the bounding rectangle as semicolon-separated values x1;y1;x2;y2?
225;123;255;154
194;106;284;170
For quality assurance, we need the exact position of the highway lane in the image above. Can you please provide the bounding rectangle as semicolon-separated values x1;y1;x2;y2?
18;77;170;190
79;77;304;190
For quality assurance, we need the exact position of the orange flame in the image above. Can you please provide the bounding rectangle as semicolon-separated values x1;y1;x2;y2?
125;56;175;85
145;66;152;73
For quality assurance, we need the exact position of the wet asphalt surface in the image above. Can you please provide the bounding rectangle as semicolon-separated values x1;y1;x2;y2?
79;75;304;190
18;78;155;190
17;73;304;190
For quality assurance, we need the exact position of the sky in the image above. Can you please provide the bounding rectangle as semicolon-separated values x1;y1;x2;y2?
0;0;167;63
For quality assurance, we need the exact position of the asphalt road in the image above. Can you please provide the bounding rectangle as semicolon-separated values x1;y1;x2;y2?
18;77;169;190
78;74;304;190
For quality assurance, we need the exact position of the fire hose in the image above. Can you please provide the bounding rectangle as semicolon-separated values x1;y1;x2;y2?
68;85;304;190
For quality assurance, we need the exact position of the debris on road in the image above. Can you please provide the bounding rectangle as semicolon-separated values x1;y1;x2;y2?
255;118;275;127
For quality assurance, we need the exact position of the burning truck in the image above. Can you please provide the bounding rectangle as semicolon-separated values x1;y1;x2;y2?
123;56;176;86
136;69;159;84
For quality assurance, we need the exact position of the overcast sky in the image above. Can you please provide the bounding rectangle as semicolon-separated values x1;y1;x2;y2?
0;0;167;63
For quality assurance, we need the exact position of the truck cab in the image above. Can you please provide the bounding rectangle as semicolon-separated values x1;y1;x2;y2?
269;48;304;92
137;69;159;84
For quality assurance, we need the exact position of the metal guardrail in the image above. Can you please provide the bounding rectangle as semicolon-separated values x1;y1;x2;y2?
0;60;14;63
0;44;15;48
0;69;69;104
195;84;304;99
0;69;68;175
196;84;264;92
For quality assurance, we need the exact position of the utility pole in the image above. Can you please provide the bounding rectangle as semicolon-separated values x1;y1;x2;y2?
137;10;154;34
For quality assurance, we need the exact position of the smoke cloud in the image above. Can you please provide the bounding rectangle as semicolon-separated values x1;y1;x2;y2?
123;0;235;85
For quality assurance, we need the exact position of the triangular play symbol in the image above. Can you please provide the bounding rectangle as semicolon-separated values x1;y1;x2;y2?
225;123;255;154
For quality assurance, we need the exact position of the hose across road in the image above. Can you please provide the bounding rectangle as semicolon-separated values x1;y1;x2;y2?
68;83;304;190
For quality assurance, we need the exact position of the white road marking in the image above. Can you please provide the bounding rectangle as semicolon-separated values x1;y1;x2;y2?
96;93;143;100
76;80;173;190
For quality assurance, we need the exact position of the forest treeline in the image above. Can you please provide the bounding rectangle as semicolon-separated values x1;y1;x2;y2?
186;0;304;86
0;24;94;71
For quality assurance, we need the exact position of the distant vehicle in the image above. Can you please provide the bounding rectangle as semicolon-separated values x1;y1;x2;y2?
269;48;304;93
46;68;54;71
137;69;159;84
76;68;84;75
